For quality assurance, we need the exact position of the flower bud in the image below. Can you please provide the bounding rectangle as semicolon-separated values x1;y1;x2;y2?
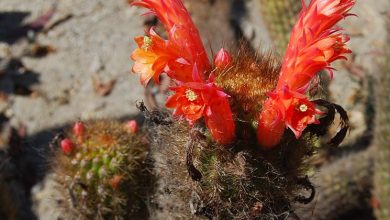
125;120;138;133
61;138;74;155
73;121;85;137
214;48;232;69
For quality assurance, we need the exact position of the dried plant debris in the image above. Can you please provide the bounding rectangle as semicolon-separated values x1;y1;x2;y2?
92;76;117;97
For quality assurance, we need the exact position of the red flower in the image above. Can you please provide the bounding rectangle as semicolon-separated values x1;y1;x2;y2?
73;121;85;137
131;30;172;85
166;67;235;145
277;0;355;92
131;0;210;84
61;138;74;155
257;0;356;148
257;88;321;148
125;120;138;133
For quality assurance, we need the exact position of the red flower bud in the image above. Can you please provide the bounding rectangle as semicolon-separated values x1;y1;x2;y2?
214;48;232;69
61;139;73;155
73;121;85;137
110;175;123;190
125;120;138;133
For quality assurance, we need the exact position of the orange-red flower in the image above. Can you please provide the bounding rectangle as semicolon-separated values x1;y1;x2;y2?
257;88;321;148
257;0;356;148
277;0;355;92
131;0;210;84
131;30;173;85
131;0;236;144
166;68;235;145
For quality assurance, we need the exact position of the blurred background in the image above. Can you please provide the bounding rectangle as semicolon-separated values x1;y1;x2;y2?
0;0;389;219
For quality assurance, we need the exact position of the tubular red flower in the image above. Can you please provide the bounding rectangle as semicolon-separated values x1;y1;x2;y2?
257;98;286;149
257;88;322;148
257;0;355;148
277;0;355;91
166;68;235;145
131;0;210;84
73;121;85;137
125;120;138;133
61;138;74;155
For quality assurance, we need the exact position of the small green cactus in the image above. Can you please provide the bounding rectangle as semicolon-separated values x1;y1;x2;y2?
53;120;150;219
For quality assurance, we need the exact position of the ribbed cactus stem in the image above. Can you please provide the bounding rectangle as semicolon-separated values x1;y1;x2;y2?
259;0;301;54
373;32;390;219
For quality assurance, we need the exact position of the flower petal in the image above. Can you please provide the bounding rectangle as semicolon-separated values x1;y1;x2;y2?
205;98;235;145
132;0;211;82
277;0;355;91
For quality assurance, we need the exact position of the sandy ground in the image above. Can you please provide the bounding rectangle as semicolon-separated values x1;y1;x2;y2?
0;0;145;135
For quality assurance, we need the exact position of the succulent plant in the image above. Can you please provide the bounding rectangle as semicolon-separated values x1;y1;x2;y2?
53;120;150;219
131;0;356;218
143;48;321;219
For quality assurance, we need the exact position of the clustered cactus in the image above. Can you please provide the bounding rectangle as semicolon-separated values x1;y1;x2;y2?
53;120;150;219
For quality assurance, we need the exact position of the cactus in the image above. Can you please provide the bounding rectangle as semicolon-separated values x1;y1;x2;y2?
143;47;323;219
373;15;390;219
146;109;318;219
259;0;302;54
52;120;150;219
